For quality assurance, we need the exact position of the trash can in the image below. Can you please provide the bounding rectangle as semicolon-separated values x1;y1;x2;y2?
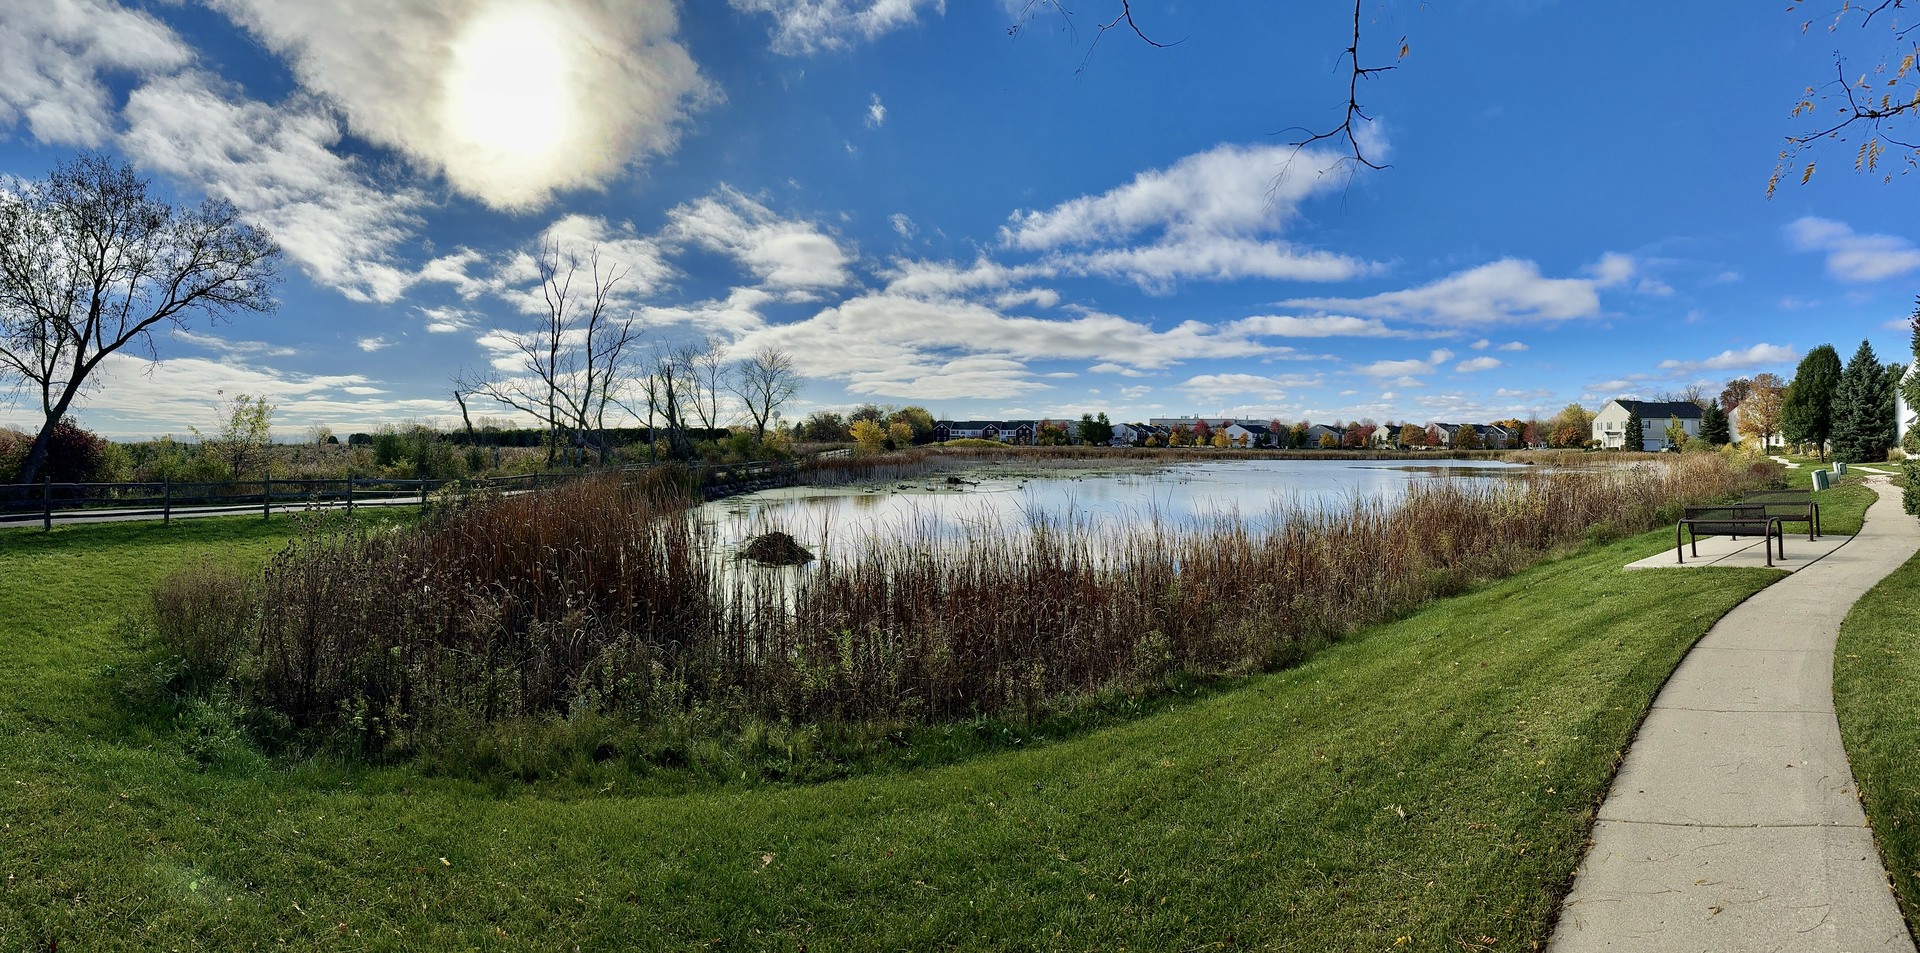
1834;461;1847;476
1813;469;1831;491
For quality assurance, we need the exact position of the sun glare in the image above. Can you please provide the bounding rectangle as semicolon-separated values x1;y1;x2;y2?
443;3;576;193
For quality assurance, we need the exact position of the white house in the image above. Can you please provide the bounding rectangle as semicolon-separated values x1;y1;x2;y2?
1220;422;1271;447
1593;400;1703;450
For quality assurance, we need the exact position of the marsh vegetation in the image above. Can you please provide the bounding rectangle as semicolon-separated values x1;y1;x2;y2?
144;452;1780;771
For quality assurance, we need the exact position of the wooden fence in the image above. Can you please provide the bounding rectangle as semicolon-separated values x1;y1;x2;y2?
0;459;803;531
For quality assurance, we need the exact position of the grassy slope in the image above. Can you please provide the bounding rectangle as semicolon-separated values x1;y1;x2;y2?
1;517;1784;950
1836;547;1920;937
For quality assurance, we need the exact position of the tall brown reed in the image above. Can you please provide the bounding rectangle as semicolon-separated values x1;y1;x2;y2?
150;454;1776;756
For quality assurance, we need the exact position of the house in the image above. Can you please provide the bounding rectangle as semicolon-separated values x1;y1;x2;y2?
932;420;1036;444
1221;422;1271;448
1109;422;1168;447
1425;423;1461;449
1475;424;1517;449
1592;400;1703;450
1303;424;1345;448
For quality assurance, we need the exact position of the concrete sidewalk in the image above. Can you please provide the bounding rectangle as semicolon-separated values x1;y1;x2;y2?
1549;479;1920;952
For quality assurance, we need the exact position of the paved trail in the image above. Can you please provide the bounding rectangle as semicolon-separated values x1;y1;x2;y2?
1550;479;1920;952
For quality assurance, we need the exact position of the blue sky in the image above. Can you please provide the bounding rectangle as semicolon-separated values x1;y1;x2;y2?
2;0;1917;438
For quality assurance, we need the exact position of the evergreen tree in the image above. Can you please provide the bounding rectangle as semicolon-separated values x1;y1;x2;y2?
1700;399;1730;445
1781;344;1843;458
1831;339;1897;462
1622;406;1644;451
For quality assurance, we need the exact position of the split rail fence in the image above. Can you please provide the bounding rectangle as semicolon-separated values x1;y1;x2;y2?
0;460;802;531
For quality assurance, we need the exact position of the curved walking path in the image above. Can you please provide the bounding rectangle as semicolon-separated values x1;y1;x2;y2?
1550;479;1920;952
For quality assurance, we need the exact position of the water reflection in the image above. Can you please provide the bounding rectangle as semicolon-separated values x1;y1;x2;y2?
704;457;1530;563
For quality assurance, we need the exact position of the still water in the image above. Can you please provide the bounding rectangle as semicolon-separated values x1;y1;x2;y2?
702;457;1532;560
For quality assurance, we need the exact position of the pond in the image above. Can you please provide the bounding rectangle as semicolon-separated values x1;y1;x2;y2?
702;457;1535;561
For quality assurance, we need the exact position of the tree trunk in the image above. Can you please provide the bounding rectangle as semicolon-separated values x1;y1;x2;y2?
14;386;83;485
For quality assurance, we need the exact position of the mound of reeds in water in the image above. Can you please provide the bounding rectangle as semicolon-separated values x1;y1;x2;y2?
149;454;1778;758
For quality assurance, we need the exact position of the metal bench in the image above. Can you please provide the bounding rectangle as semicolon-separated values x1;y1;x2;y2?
1740;489;1820;540
1676;504;1786;567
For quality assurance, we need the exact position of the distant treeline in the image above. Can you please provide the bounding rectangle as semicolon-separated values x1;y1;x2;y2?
343;426;734;448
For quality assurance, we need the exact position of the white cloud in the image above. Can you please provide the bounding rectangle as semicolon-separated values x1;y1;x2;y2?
1359;348;1453;381
1228;314;1410;339
730;0;944;54
1177;372;1321;402
728;293;1297;400
1120;385;1152;399
666;187;851;293
168;328;297;359
882;256;1053;298
1589;252;1635;288
888;212;916;238
991;288;1061;310
534;214;678;298
640;286;778;338
0;0;192;146
1004;142;1351;251
1496;341;1529;352
1282;259;1602;326
1655;343;1799;375
1787;216;1920;282
29;353;463;437
1454;356;1502;373
866;93;886;128
1066;234;1375;290
356;336;392;352
418;306;476;333
1470;339;1491;350
121;71;429;303
1089;362;1147;377
208;0;712;211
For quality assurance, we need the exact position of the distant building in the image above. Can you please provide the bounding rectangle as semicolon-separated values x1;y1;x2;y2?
932;420;1036;444
1593;400;1702;450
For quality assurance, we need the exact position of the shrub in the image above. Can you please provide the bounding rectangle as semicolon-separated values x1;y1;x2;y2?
0;418;111;483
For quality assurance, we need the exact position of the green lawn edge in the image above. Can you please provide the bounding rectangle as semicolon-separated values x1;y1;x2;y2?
1836;543;1920;940
1;513;1786;950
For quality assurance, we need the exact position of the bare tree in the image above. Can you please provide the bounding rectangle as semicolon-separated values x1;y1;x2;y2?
0;153;281;484
686;334;731;433
458;243;640;465
730;346;802;442
640;344;695;460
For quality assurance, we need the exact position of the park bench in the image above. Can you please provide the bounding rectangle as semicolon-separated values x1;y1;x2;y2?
1676;504;1786;567
1740;488;1820;540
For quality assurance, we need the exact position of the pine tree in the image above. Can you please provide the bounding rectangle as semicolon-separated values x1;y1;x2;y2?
1700;399;1730;445
1831;339;1896;463
1781;344;1842;458
1622;406;1644;451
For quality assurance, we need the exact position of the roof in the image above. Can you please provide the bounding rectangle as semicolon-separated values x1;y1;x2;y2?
1614;400;1703;420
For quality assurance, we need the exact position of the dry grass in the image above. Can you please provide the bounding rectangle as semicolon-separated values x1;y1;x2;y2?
150;454;1776;757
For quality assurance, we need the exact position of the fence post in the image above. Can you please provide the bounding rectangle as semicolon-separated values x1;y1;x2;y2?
420;479;429;509
41;476;51;532
345;475;354;515
263;477;272;521
163;476;171;527
532;472;540;493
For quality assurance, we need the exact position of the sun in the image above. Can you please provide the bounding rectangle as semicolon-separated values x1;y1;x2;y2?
443;2;577;195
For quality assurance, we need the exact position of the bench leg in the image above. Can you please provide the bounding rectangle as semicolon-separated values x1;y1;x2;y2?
1677;523;1686;564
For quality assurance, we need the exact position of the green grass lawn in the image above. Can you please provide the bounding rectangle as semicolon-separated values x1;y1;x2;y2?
1835;546;1920;938
0;513;1788;950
